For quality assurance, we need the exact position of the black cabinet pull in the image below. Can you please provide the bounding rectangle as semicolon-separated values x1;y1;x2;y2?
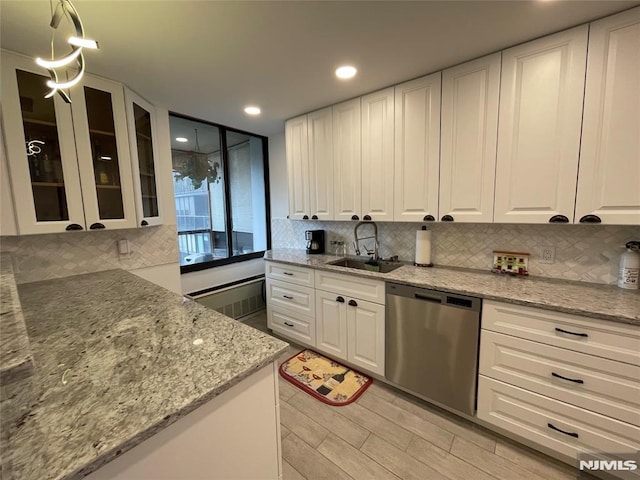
284;321;294;327
351;215;359;221
282;272;294;276
555;327;588;338
549;215;569;223
283;295;294;300
441;215;454;222
141;220;149;226
348;299;358;307
336;296;345;303
286;215;290;219
363;215;372;221
579;214;602;224
311;215;318;220
65;223;83;231
89;223;105;230
551;372;584;384
302;215;309;220
547;423;579;438
423;215;435;221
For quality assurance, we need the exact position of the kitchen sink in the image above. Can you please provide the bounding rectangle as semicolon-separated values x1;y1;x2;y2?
327;258;404;274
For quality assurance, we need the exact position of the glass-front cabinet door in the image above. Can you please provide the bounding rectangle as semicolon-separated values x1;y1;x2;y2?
125;89;163;226
1;52;86;234
70;75;137;230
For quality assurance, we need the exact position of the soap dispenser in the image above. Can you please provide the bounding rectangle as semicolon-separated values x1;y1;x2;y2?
617;241;640;290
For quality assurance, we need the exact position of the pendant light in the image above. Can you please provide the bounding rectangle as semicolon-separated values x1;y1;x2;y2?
35;0;99;103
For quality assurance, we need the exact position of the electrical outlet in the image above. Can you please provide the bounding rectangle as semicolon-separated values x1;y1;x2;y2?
539;246;555;264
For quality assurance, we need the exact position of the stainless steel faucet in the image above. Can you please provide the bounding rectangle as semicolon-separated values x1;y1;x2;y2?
353;221;379;260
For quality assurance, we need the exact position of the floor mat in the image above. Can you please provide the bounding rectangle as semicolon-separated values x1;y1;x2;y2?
279;349;372;406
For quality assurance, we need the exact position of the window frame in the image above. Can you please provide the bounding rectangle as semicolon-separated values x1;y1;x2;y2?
170;112;271;274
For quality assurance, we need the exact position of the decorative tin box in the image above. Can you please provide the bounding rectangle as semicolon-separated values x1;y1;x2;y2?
492;251;529;276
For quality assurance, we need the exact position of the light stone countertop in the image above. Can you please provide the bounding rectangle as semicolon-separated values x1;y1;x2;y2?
0;269;288;480
265;249;640;325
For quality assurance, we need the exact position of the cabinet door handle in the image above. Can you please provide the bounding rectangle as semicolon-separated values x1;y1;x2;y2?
548;215;569;223
441;215;454;222
551;372;584;384
351;215;359;221
579;214;602;224
547;423;579;438
311;215;318;220
363;215;372;221
555;327;588;338
141;220;149;226
283;295;294;300
336;296;345;303
302;215;309;220
423;215;435;221
282;272;294;276
89;223;106;230
65;223;84;231
284;321;294;327
348;299;358;307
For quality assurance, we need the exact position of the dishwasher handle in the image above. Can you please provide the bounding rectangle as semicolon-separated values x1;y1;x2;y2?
414;293;442;304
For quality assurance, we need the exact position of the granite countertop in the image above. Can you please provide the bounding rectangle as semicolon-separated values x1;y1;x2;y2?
0;269;288;480
264;249;640;325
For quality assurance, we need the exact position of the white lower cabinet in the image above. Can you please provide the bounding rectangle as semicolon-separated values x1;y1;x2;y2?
316;290;348;359
478;300;640;466
346;298;385;375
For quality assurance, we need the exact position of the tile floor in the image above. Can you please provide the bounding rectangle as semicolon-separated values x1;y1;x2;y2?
240;311;583;480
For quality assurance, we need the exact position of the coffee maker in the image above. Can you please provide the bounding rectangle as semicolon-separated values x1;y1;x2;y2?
305;230;325;254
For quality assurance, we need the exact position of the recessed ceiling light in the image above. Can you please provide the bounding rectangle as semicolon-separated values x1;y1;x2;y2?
175;137;188;143
335;65;357;79
244;105;261;115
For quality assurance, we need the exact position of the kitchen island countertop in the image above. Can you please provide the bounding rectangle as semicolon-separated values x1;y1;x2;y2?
265;249;640;325
0;269;288;480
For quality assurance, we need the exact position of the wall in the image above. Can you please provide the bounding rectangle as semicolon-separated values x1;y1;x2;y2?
268;130;640;285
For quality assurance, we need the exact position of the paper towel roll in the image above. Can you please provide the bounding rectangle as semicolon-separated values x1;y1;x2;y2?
415;229;432;266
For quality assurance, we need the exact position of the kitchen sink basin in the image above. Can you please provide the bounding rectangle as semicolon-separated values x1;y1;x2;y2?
327;258;404;274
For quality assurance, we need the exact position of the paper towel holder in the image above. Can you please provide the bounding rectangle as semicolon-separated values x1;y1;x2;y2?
415;225;434;268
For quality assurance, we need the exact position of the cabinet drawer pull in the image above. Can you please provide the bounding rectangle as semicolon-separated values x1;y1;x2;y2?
284;321;294;327
423;215;435;221
141;220;149;226
303;215;309;220
551;372;584;384
579;214;601;224
282;272;294;276
348;299;358;307
336;296;345;303
363;215;372;221
547;423;579;438
441;215;454;222
89;222;106;230
549;215;569;223
351;215;360;221
65;223;84;231
283;295;294;300
311;215;318;220
555;327;588;338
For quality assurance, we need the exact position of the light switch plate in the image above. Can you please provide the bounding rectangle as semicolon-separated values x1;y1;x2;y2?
118;239;131;255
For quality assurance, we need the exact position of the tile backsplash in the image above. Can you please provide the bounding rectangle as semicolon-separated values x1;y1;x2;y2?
1;225;178;284
271;218;640;285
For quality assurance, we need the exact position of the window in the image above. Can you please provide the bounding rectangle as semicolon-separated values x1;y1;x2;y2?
170;113;270;272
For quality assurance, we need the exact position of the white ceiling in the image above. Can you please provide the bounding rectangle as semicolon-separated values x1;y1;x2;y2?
1;0;638;137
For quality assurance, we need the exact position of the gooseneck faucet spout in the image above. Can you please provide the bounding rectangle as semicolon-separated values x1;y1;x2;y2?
353;221;379;260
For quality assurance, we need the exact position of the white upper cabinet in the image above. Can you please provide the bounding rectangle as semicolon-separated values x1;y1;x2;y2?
576;7;640;226
440;53;500;223
308;107;334;220
285;115;310;220
125;89;164;227
1;52;87;234
361;87;394;221
494;26;588;224
394;72;441;222
333;98;362;221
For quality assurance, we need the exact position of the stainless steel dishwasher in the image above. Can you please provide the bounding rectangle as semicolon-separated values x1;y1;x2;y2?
385;282;482;416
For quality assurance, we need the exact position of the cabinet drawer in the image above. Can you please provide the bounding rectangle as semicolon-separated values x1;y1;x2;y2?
268;306;315;345
477;376;640;461
480;330;640;426
265;262;314;287
483;300;640;366
314;270;385;304
266;279;314;316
